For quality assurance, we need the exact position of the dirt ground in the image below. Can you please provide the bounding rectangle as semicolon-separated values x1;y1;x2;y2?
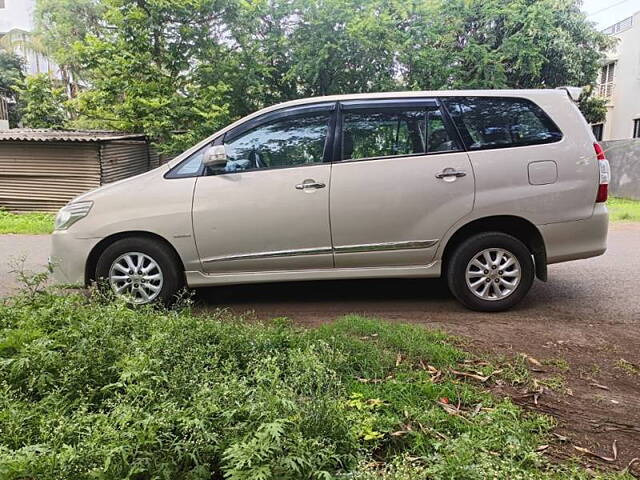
2;223;639;473
194;222;640;474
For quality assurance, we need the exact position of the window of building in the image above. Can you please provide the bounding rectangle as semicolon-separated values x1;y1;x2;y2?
0;97;8;121
633;119;640;139
598;63;615;98
442;97;563;151
592;124;604;142
602;16;633;35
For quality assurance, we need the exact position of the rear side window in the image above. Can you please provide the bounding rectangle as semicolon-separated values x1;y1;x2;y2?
342;105;460;161
442;97;562;150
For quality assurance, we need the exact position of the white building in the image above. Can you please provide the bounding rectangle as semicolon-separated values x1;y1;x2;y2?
0;0;61;77
0;0;65;129
594;10;640;141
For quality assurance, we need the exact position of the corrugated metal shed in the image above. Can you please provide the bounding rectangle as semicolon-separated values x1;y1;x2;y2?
100;140;151;184
0;130;159;212
0;130;147;143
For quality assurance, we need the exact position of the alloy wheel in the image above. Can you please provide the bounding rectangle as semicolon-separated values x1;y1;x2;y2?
465;248;521;301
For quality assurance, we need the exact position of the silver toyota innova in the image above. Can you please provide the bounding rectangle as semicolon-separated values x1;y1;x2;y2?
50;89;610;311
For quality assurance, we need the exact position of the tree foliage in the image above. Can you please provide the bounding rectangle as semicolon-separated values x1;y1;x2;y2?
33;0;104;94
17;74;68;129
0;51;25;127
34;0;611;153
578;85;608;124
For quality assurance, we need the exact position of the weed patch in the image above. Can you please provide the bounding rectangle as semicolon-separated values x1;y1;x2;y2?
608;197;640;222
0;210;55;234
0;292;631;479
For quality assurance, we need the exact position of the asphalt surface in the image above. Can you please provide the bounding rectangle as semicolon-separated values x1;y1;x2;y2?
0;234;52;297
1;225;639;330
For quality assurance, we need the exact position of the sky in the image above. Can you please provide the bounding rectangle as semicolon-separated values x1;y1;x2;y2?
581;0;640;29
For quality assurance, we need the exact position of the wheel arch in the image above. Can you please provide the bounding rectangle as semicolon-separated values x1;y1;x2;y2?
441;215;547;281
85;231;186;284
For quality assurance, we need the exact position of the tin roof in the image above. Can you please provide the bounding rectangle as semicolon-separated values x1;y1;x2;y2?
0;129;147;143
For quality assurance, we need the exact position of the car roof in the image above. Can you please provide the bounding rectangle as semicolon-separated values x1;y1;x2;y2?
267;89;565;110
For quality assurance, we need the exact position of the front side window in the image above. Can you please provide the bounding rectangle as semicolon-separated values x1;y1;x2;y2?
342;106;458;160
443;97;562;150
169;148;206;177
222;113;330;172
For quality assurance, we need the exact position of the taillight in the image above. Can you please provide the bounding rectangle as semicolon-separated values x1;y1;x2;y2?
594;143;610;203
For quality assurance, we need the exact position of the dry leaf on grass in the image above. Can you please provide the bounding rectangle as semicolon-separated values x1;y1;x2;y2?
573;440;618;462
521;353;543;367
451;369;502;382
395;353;402;367
553;433;569;442
625;457;639;476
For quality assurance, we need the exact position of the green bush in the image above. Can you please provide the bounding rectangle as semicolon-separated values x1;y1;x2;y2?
0;292;630;479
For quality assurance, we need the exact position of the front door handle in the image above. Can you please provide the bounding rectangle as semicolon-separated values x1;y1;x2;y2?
435;168;467;179
295;180;326;190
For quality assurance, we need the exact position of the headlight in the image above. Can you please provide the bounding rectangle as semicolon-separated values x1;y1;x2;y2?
54;201;93;230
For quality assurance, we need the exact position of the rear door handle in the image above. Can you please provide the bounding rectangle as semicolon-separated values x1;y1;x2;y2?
435;168;467;179
295;180;326;190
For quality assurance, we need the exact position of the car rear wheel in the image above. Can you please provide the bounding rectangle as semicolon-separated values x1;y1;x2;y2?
446;232;534;312
95;237;183;305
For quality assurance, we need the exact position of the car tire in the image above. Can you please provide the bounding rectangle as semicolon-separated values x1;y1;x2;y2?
95;236;184;305
446;232;534;312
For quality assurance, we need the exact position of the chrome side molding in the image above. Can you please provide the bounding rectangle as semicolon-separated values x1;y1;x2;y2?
334;239;438;254
203;247;333;263
203;240;438;263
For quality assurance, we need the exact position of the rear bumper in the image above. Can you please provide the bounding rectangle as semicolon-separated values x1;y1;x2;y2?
50;231;101;285
539;204;608;264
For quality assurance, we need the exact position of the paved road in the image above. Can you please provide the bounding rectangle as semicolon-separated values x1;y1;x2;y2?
1;226;639;328
0;234;51;297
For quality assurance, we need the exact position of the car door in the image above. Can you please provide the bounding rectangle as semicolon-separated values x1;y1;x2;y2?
192;103;335;274
329;99;475;268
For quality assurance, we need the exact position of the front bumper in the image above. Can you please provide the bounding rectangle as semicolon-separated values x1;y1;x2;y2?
539;204;609;265
50;230;102;285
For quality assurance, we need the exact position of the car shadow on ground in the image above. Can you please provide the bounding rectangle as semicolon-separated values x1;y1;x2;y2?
191;276;562;320
195;277;452;307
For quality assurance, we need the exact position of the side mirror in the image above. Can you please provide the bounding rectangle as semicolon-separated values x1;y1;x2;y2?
203;145;229;169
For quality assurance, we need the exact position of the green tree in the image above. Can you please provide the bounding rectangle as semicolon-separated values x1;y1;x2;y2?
18;74;68;129
399;0;612;90
58;0;235;153
0;50;25;127
578;85;608;124
35;0;612;154
34;0;103;95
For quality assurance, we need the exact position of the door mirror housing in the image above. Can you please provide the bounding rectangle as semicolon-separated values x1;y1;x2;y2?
203;145;229;169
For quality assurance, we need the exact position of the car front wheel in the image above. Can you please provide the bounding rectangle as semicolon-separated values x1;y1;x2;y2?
95;237;183;305
446;232;534;312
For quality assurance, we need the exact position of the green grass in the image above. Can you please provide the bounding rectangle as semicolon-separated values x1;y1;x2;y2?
608;197;640;222
0;210;55;234
0;289;631;480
